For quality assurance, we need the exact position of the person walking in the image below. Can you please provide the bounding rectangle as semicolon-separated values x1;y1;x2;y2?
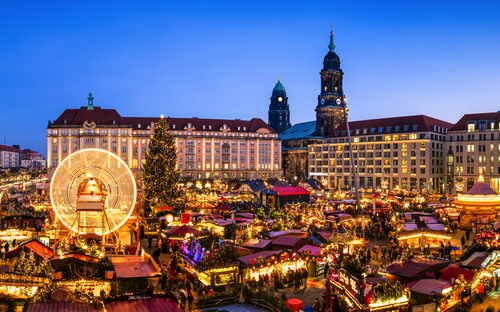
323;261;329;278
461;236;466;249
187;291;194;312
294;270;301;290
302;268;308;289
148;235;153;248
466;230;470;241
477;282;484;303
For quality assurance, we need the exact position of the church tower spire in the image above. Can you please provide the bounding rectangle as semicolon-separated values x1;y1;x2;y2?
268;77;291;133
314;28;346;137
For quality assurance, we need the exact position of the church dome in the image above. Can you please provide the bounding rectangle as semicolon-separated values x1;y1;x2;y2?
273;79;286;92
323;32;341;71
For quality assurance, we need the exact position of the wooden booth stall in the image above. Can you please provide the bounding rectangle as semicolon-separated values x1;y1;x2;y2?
260;187;310;208
238;250;317;283
329;268;410;312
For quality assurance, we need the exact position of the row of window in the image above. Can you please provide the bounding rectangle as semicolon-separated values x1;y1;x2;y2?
313;142;444;152
311;166;444;174
329;133;446;143
451;133;496;141
52;129;129;135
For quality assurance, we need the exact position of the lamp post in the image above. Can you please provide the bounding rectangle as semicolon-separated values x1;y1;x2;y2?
343;98;361;211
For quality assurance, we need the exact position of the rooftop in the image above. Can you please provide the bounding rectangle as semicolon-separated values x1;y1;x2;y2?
326;115;453;139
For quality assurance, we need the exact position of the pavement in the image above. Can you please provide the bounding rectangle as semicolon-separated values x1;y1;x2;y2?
199;304;267;312
470;290;500;312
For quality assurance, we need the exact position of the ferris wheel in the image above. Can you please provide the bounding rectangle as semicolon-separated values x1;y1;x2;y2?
50;149;137;242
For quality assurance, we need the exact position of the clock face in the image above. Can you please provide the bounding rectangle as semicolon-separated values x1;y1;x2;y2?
320;99;325;105
278;97;283;102
336;98;341;105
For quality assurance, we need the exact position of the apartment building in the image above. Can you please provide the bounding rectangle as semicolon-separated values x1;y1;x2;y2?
446;112;500;194
309;115;453;193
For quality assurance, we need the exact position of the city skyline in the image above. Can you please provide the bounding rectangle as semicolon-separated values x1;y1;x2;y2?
1;1;500;157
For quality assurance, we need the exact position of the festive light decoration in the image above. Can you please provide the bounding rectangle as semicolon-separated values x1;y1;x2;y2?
142;117;183;209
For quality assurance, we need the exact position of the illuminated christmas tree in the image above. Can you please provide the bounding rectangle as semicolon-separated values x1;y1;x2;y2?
142;117;183;209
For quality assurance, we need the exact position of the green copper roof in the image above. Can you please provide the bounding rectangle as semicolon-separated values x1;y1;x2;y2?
273;77;286;92
328;31;336;52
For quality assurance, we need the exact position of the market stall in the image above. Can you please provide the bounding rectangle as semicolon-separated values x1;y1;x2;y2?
238;250;315;283
329;268;410;312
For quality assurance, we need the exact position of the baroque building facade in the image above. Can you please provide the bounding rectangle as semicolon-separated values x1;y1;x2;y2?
47;93;282;184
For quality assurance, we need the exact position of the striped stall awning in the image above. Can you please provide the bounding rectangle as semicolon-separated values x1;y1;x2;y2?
26;302;95;312
106;298;185;312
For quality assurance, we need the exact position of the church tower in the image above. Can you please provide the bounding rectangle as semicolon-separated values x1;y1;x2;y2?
268;77;291;133
314;29;346;137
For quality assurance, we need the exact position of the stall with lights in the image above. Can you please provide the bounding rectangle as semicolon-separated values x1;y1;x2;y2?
238;250;316;283
329;268;410;312
396;230;451;250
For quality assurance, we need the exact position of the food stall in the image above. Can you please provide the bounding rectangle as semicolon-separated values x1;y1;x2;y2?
329;268;410;312
238;250;313;282
199;220;235;239
298;245;325;277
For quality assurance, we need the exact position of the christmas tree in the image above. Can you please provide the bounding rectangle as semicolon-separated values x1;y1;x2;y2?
142;117;183;209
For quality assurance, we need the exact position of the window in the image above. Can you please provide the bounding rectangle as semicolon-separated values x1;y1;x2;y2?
112;146;117;152
133;147;137;153
122;147;126;153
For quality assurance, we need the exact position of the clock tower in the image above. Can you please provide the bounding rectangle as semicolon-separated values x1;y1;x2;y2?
268;77;291;133
314;29;346;137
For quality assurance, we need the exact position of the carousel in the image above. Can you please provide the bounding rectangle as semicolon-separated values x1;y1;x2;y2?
454;174;500;231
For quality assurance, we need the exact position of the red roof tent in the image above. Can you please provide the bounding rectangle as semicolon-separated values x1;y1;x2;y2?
26;302;95;312
439;267;475;282
6;238;54;259
105;298;184;312
271;186;310;196
238;250;281;265
165;225;202;236
298;245;323;257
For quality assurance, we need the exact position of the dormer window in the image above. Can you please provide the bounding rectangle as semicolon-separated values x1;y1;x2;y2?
209;125;212;130
173;124;176;129
223;124;227;130
403;125;409;131
412;124;418;131
237;127;240;131
112;119;116;125
202;125;206;129
138;124;141;129
187;123;192;129
151;122;154;128
243;127;246;131
63;119;67;124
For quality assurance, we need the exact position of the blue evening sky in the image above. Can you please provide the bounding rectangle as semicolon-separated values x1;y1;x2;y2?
1;1;500;157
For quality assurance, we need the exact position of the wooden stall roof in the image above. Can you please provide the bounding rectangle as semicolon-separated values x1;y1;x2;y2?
272;236;304;247
237;250;280;265
462;252;488;269
106;298;184;312
439;266;475;282
6;238;54;259
242;238;273;249
111;256;158;278
298;245;323;257
410;279;451;296
387;258;447;278
26;302;95;312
